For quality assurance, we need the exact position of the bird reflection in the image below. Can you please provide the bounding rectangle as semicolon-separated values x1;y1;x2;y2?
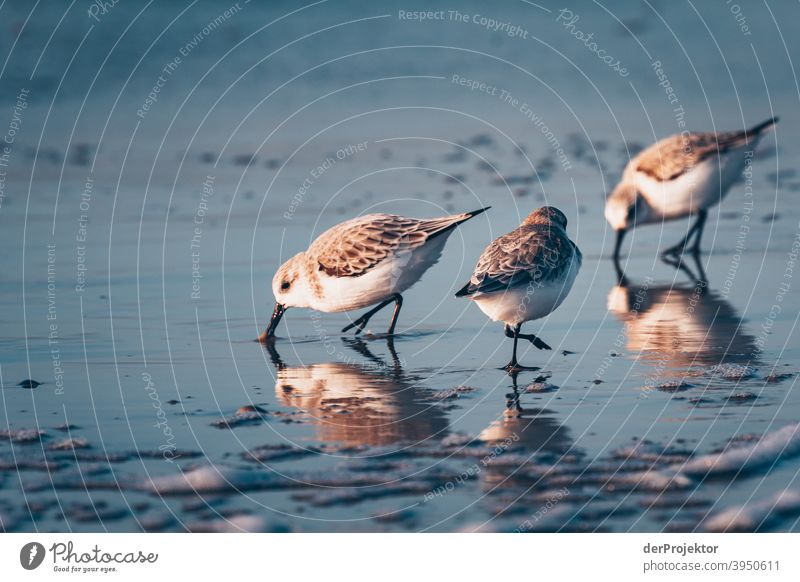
478;373;579;493
480;372;574;457
609;255;759;368
265;339;449;447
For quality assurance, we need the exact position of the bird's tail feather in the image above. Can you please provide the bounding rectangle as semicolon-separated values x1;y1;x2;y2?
748;116;779;135
425;206;491;240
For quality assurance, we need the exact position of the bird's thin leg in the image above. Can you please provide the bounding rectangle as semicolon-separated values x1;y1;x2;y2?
688;210;707;255
690;251;709;287
661;214;702;257
505;323;551;350
515;331;552;351
385;294;403;336
341;296;395;334
503;324;542;371
662;253;696;282
613;255;629;287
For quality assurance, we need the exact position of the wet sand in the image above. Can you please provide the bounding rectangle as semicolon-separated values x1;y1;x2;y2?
1;0;799;532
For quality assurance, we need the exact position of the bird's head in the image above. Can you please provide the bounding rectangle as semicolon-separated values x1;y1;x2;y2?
524;206;569;229
605;182;650;232
272;252;313;309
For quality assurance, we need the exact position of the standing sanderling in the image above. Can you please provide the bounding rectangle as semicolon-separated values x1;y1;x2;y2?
260;207;490;342
455;206;582;371
606;117;778;259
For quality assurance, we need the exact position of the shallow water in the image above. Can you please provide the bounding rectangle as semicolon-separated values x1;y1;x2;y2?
1;0;799;532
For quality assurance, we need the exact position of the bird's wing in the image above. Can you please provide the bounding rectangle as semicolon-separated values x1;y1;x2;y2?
635;128;763;182
456;226;579;296
312;212;474;278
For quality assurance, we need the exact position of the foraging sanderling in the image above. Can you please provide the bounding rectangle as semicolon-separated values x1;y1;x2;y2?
260;207;489;341
606;117;778;259
456;206;581;371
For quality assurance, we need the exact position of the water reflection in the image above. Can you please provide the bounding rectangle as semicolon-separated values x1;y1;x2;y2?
480;377;573;456
608;256;759;368
265;339;449;447
478;374;579;494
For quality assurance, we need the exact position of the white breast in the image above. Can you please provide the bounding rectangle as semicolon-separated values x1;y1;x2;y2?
472;254;580;326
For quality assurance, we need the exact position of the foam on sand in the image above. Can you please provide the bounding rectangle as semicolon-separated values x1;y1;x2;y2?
673;423;800;477
704;489;800;532
140;465;278;495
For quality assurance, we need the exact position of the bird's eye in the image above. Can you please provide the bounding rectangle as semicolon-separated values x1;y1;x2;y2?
281;281;291;290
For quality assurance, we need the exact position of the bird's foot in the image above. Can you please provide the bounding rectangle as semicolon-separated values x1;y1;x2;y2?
529;337;551;351
660;245;684;258
341;316;370;334
502;361;541;373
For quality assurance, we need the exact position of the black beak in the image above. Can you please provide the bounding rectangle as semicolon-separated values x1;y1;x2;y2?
613;229;627;260
258;302;285;343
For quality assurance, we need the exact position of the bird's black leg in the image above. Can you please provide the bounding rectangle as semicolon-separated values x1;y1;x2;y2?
505;323;552;350
662;211;704;257
502;324;543;372
688;210;707;255
341;296;395;334
689;251;708;287
341;294;403;335
613;254;629;287
385;294;403;335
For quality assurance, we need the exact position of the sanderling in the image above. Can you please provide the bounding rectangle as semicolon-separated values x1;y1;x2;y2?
260;207;490;341
606;117;778;259
455;206;582;371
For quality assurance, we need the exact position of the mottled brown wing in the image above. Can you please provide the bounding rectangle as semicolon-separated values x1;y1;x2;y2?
457;225;578;296
312;214;453;278
635;129;754;182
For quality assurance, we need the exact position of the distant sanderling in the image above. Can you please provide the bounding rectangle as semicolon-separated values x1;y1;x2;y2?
260;207;490;341
606;117;778;259
456;206;582;371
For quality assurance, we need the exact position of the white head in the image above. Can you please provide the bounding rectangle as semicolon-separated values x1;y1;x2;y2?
606;181;651;261
272;252;313;309
604;182;642;231
260;252;313;342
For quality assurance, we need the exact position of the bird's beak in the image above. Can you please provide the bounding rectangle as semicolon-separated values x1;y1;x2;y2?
613;229;627;260
258;302;285;343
